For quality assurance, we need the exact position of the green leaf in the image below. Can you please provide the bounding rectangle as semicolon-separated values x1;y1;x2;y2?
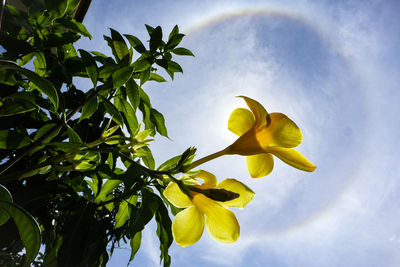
0;60;59;109
129;189;158;234
168;25;179;40
112;66;133;88
33;123;60;143
0;99;37;116
166;33;185;50
0;184;12;202
57;18;92;38
110;28;130;63
171;47;194;56
150;108;168;137
132;58;151;72
126;79;140;110
67;126;83;144
155;201;172;266
0;200;41;267
44;0;68;18
157;155;181;171
0;129;30;150
114;97;138;136
101;96;124;126
129;231;142;263
95;179;122;203
114;195;138;229
79;96;98;122
122;164;147;189
149;73;167;83
139;68;151;85
167;61;183;73
79;49;98;87
0;185;12;225
149;26;163;52
140;146;155;169
124;34;147;54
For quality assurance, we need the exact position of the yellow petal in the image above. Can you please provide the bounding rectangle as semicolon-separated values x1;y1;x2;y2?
216;178;255;208
246;153;274;178
192;194;240;243
239;96;269;129
228;108;255;136
172;206;205;247
265;113;302;148
163;182;193;208
268;147;316;172
196;170;217;188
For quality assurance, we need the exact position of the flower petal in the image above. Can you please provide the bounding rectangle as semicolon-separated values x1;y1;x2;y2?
196;170;217;188
163;182;192;208
216;178;255;208
228;108;254;136
192;194;240;243
268;147;316;172
172;206;205;247
246;153;274;178
265;113;302;148
239;96;268;129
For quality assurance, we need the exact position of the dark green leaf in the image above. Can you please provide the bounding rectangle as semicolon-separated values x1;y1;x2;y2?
166;33;185;50
129;189;158;234
44;0;68;18
124;34;147;54
167;61;183;73
168;25;179;40
79;96;98;122
145;24;155;35
0;200;41;267
155;201;172;267
0;60;59;109
67;126;83;144
126;79;140;110
132;58;151;72
112;66;133;88
139;68;151;85
122;164;147;189
33;123;60;143
0;185;12;225
171;47;194;56
0;129;30;150
150;26;163;52
100;96;124;126
0;99;37;116
57;18;92;38
79;49;98;87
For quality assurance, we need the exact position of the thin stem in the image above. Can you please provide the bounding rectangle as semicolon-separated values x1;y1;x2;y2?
187;147;229;170
0;0;6;32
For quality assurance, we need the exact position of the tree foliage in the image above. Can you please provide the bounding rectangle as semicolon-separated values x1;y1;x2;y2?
0;1;194;266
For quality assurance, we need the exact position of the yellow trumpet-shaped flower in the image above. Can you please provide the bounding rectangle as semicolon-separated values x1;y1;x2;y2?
163;170;254;247
225;96;316;178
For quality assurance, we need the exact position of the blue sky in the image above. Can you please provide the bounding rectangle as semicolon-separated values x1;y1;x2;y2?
78;0;400;266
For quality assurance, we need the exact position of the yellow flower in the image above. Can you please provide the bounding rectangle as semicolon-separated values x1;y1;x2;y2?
163;170;255;247
225;96;316;178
